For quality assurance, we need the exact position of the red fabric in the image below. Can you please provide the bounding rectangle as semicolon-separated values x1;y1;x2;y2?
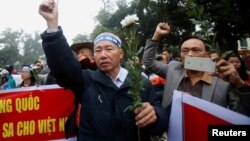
150;77;165;86
0;87;74;141
183;103;231;141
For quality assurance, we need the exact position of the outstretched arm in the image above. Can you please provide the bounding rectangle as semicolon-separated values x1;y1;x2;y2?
142;22;171;78
39;0;85;93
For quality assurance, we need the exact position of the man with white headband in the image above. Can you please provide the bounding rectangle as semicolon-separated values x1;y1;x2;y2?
94;32;122;48
38;0;168;141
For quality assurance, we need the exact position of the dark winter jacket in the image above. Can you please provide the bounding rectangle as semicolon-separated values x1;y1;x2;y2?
40;27;168;141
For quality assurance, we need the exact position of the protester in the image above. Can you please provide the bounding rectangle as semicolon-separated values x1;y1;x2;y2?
209;49;220;62
0;68;16;90
143;55;166;102
71;42;97;127
3;65;17;89
224;53;250;84
4;65;17;74
142;55;167;141
161;49;172;64
71;42;97;70
38;1;168;141
33;59;50;75
143;22;250;118
31;59;51;85
34;60;44;73
17;66;36;87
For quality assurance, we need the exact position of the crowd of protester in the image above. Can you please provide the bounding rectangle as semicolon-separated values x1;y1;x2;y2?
0;1;249;141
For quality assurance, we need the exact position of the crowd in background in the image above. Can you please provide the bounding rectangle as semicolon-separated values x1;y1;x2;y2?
1;30;250;141
1;46;250;96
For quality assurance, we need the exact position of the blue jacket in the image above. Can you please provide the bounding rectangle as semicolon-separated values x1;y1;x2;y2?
41;28;168;141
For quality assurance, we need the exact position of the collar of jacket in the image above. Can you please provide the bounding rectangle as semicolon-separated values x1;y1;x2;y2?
91;69;131;90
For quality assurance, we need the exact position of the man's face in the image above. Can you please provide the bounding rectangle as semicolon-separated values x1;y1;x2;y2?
93;41;123;74
161;51;170;64
35;62;43;71
180;38;209;62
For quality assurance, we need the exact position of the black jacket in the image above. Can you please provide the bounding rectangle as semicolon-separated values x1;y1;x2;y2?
41;28;168;141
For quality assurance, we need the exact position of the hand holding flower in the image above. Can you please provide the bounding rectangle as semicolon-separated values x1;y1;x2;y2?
134;102;157;128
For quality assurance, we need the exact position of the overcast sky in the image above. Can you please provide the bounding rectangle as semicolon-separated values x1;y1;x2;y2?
0;0;103;44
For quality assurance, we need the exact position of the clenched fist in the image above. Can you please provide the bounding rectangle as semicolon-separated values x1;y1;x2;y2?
39;0;58;29
152;22;171;41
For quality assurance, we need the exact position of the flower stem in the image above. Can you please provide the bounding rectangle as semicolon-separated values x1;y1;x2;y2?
138;127;141;141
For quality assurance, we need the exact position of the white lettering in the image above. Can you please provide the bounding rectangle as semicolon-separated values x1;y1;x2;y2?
212;129;219;136
211;128;247;137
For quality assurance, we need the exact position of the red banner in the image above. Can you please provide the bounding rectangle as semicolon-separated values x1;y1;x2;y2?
0;85;75;141
168;90;250;141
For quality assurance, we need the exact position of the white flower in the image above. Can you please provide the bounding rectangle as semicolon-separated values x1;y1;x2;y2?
120;14;139;28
